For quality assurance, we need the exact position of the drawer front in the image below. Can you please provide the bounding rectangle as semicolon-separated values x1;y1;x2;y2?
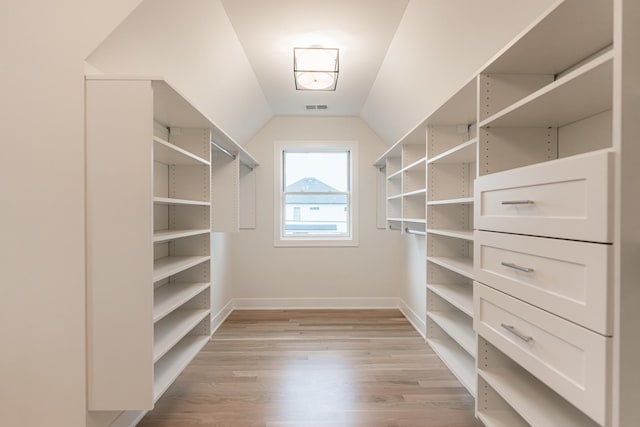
474;231;612;335
475;150;613;242
474;282;611;425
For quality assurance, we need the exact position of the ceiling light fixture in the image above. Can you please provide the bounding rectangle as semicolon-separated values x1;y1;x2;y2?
293;47;339;91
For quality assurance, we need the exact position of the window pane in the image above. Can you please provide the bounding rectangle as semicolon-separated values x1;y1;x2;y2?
284;193;348;236
284;151;348;192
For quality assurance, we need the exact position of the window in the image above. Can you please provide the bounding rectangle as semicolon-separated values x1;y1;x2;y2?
274;141;358;247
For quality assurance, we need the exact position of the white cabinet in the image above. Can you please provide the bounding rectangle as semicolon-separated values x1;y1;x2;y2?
86;77;257;411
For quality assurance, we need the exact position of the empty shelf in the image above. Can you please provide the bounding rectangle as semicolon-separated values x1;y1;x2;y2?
153;256;210;282
154;282;210;322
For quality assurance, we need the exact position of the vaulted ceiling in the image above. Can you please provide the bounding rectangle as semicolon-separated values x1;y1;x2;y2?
220;0;408;117
86;0;556;145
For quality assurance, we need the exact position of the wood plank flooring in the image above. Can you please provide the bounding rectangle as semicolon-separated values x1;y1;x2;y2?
139;309;482;427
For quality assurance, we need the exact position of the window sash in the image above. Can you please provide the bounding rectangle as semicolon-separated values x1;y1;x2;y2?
282;191;351;238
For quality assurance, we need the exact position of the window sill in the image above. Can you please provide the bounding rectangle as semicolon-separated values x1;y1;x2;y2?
274;237;359;248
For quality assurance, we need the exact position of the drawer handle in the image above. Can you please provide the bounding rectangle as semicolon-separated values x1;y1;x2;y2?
501;200;534;205
501;323;533;343
501;262;534;273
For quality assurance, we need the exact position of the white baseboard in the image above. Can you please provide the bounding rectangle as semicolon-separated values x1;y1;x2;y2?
398;299;426;339
232;297;400;310
210;299;235;335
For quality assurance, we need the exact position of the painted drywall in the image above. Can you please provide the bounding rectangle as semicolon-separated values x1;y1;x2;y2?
362;0;557;145
86;0;272;145
231;116;403;303
0;2;143;426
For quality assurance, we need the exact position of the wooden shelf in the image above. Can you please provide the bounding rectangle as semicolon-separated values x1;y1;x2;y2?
477;410;528;427
427;283;473;317
402;188;427;197
428;138;477;164
153;334;209;402
426;228;473;241
153;282;210;322
427;310;475;357
479;366;600;427
153;197;210;206
153;255;210;282
427;197;474;206
402;157;427;172
427;256;474;279
403;218;427;225
387;169;403;180
481;0;612;75
153;229;210;243
153;308;210;362
480;51;613;129
153;136;209;166
427;336;476;396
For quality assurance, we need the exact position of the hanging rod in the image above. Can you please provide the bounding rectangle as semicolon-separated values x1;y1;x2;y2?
388;225;402;231
405;227;426;236
211;140;236;160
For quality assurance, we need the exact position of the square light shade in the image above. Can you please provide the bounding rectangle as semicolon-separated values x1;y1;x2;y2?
294;47;339;91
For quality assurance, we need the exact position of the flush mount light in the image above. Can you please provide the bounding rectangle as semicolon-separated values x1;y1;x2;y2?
294;47;339;91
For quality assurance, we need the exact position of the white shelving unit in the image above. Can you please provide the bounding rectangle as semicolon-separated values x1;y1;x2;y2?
375;122;428;233
472;1;618;426
86;76;258;411
374;1;640;424
424;76;478;398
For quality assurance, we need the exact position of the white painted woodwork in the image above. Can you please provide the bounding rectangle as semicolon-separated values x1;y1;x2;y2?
426;283;473;317
86;79;155;410
477;337;601;427
85;77;254;412
426;328;476;397
211;151;240;232
475;230;613;335
474;283;611;425
475;150;614;243
476;376;528;427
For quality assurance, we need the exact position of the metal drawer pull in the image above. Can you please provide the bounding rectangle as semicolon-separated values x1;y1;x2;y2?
501;323;533;342
501;200;534;205
501;262;534;273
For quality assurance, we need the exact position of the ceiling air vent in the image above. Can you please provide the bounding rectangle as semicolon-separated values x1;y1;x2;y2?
305;104;328;110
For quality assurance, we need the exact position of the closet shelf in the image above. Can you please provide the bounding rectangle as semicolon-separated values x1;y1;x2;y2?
480;51;613;129
479;366;600;427
427;310;476;357
153;255;210;282
427;256;474;279
427;138;477;164
426;228;473;241
402;157;427;172
386;194;403;201
403;188;427;197
427;336;476;396
153;282;210;322
427;283;473;317
153;334;209;402
153;197;210;206
153;308;210;362
387;169;403;180
153;229;210;243
403;218;427;225
477;410;528;427
427;197;474;206
153;136;210;166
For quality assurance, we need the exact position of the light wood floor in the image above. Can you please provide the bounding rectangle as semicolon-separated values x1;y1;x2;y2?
139;309;482;427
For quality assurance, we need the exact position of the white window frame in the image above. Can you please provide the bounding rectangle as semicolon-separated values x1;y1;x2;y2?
274;140;358;247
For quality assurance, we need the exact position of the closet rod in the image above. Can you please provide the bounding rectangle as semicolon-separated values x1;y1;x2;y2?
405;227;426;236
211;140;236;160
389;225;402;231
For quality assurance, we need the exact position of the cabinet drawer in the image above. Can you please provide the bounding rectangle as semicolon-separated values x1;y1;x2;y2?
474;282;611;425
474;230;612;335
475;150;613;242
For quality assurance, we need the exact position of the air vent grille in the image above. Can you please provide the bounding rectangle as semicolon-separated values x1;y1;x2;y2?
305;105;328;110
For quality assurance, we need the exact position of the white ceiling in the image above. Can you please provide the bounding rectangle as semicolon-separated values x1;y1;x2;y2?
220;0;409;117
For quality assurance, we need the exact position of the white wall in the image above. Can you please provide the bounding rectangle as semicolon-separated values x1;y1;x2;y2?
362;0;557;145
0;2;143;426
86;0;272;145
231;116;403;304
